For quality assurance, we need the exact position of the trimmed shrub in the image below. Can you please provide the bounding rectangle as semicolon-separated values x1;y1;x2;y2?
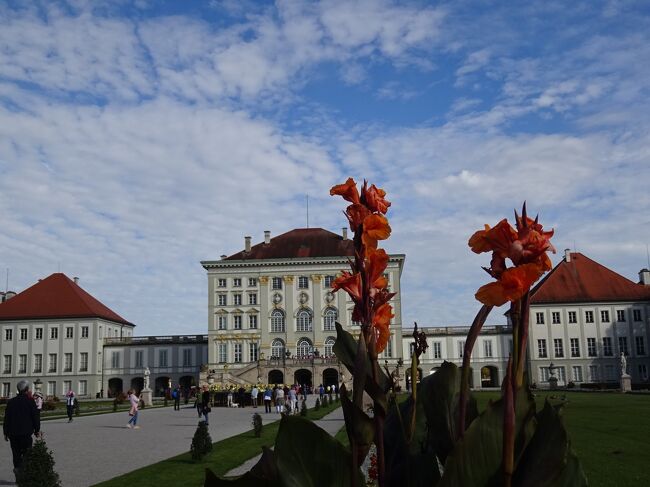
42;401;57;411
300;399;308;416
190;421;213;462
16;438;61;487
322;395;329;408
74;400;80;417
314;398;321;411
252;413;263;438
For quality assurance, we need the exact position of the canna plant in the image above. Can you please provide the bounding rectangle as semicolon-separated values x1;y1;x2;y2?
203;183;587;487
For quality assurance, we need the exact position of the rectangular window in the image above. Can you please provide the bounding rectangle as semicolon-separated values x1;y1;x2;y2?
249;343;258;362
636;336;645;355
298;276;309;289
47;381;56;396
458;341;465;358
218;294;227;306
79;380;87;396
48;353;57;373
618;336;628;355
64;353;73;372
600;310;610;323
66;327;74;339
50;327;58;340
248;278;257;287
81;326;89;338
384;338;393;358
233;278;242;287
587;337;597;357
218;315;227;330
617;310;626;322
183;349;192;367
218;343;227;363
604;365;615;381
159;350;168;367
535;312;545;324
557;366;566;384
34;354;42;373
603;337;613;356
324;275;335;287
540;367;550;382
111;352;120;369
249;315;258;329
218;278;227;288
572;366;583;382
4;329;12;341
2;382;11;397
135;350;143;368
234;343;242;363
248;293;257;305
234;294;242;306
554;338;564;358
633;309;642;322
18;354;27;374
589;365;599;382
63;381;72;395
639;364;648;381
568;311;577;324
537;339;547;358
80;353;88;372
20;328;27;340
272;277;283;290
483;340;493;358
433;342;442;359
585;311;594;323
35;328;43;340
570;338;580;357
552;312;561;324
234;315;242;330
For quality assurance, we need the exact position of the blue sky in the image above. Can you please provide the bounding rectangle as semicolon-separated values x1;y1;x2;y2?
1;0;649;334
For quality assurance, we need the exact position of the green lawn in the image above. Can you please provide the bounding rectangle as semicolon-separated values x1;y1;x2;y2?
92;399;342;487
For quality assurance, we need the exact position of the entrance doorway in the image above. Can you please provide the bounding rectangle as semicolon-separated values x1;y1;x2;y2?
108;378;123;397
481;366;499;387
294;369;313;387
322;368;339;387
268;370;284;385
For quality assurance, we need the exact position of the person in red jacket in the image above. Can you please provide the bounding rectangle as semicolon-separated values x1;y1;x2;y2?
3;380;41;479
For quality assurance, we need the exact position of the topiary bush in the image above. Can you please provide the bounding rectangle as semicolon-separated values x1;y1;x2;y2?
300;399;308;417
74;400;80;417
190;421;213;462
42;400;57;411
252;413;263;438
314;398;321;411
16;438;61;487
322;395;329;408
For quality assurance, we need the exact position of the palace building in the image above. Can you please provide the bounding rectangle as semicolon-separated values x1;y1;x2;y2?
200;228;406;388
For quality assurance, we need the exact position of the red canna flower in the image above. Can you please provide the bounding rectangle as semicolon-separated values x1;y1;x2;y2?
331;271;362;302
372;303;393;353
367;248;389;289
468;219;516;258
364;183;391;214
345;204;371;232
362;214;391;249
330;178;360;204
475;263;543;306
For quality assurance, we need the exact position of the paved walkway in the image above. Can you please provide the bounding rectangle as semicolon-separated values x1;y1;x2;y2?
0;397;327;487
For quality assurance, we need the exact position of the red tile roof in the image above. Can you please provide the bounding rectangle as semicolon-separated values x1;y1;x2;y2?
530;252;650;304
0;273;133;325
224;228;355;260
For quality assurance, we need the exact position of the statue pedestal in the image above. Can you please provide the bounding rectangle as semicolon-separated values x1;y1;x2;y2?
620;374;632;393
141;388;153;406
548;377;558;390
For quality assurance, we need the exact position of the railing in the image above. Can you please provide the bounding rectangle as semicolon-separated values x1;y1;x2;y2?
104;335;208;345
261;357;340;366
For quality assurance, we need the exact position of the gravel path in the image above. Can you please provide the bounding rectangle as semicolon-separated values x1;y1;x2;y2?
0;398;325;487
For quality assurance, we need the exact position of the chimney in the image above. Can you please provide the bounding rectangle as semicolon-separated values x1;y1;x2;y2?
640;269;650;286
245;236;252;252
342;227;348;240
564;249;571;263
220;254;227;260
73;277;79;284
264;230;271;244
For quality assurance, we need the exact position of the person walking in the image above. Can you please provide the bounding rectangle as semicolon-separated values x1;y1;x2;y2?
275;386;285;413
238;386;246;408
33;392;44;418
227;388;234;407
263;387;272;413
172;386;181;411
3;380;41;480
319;384;324;401
65;390;76;422
251;385;259;408
288;386;297;414
126;389;140;429
201;385;211;425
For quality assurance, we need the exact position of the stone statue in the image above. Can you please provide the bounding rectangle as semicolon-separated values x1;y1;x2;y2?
620;353;627;375
144;367;151;390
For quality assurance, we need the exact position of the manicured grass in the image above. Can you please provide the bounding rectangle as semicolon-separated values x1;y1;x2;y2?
93;399;342;487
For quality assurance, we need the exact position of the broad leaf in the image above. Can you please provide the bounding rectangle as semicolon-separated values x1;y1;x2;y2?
438;386;535;487
340;385;374;466
513;401;588;487
204;447;281;487
274;415;364;487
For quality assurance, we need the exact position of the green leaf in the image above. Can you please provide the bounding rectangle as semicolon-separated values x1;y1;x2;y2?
513;401;588;487
418;361;478;464
204;447;281;487
438;386;535;487
340;385;374;466
274;415;364;487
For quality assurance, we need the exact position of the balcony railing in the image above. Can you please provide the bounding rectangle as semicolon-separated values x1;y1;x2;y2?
104;334;208;345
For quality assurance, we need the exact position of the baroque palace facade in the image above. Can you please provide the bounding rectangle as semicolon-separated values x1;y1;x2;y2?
200;228;406;388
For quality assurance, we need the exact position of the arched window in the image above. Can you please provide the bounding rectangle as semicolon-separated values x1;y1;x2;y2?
297;309;313;332
271;339;285;359
271;309;285;333
324;307;337;331
324;336;336;357
297;338;312;358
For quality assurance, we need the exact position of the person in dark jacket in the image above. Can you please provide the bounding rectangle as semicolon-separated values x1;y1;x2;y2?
201;385;211;425
3;380;41;477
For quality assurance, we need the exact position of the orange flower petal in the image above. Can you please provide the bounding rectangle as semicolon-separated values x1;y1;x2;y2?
330;178;360;204
362;214;391;249
332;272;362;302
364;184;391;214
372;303;393;353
